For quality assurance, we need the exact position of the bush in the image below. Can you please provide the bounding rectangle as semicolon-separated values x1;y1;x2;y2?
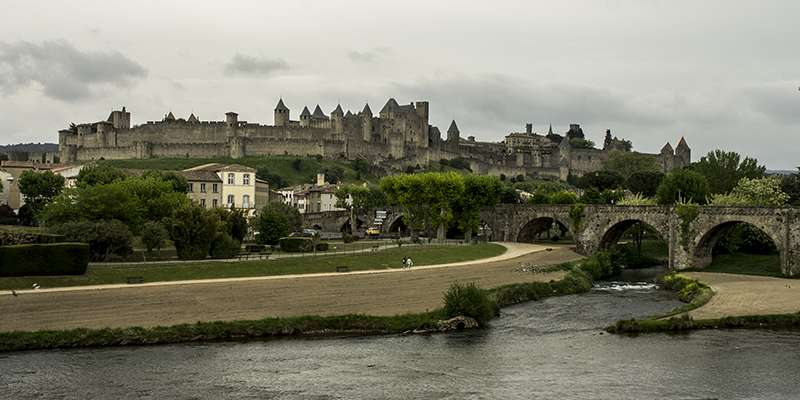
0;243;89;276
577;251;620;280
52;220;134;261
166;204;219;260
656;169;710;205
210;233;241;259
140;221;168;254
342;233;356;243
315;242;329;251
547;191;578;204
0;204;18;225
279;237;314;253
442;282;496;325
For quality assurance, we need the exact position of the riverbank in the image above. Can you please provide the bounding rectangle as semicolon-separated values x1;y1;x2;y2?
608;271;800;334
0;248;593;352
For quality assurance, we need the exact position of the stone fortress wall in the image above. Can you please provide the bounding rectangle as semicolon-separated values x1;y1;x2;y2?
58;98;691;180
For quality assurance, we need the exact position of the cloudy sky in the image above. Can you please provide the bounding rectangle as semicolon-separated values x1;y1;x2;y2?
1;0;797;168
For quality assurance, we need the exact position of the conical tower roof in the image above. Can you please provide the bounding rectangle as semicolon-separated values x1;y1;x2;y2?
660;142;674;154
548;124;554;135
361;103;372;116
300;106;312;118
676;136;689;149
345;110;354;118
447;120;460;134
312;105;326;119
331;104;344;116
188;113;199;123
380;98;399;114
275;98;289;111
165;111;175;121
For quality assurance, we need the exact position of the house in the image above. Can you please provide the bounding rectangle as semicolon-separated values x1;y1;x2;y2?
0;161;84;209
255;178;283;210
181;163;259;214
278;173;345;214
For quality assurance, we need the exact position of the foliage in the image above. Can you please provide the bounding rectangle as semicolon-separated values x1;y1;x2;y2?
213;208;249;242
715;224;777;255
708;177;789;207
568;138;595;149
0;243;89;277
675;203;699;248
576;170;624;191
617;193;657;206
51;220;134;261
320;166;345;184
77;164;127;187
16;204;36;226
780;168;800;206
453;175;502;238
691;149;766;194
380;172;465;237
210;233;241;259
255;167;288;189
442;282;496;325
438;157;472;172
291;158;303;171
350;159;371;180
335;184;387;211
498;183;521;204
579;188;623;204
577;251;620;280
256;203;301;245
656;169;710;205
625;171;664;197
569;203;585;231
18;170;65;217
0;204;18;225
278;237;314;252
166;204;219;260
142;170;189;193
140;221;168;254
548;190;578;204
604;150;660;179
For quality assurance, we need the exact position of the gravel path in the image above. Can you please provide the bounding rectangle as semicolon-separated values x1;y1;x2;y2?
686;272;800;319
0;244;581;332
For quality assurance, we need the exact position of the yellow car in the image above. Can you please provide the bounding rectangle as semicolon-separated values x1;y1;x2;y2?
366;228;381;236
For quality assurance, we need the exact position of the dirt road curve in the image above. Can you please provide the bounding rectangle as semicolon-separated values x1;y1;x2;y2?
0;247;582;332
686;272;800;319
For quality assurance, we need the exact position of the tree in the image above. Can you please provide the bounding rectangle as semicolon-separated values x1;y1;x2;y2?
335;184;387;234
213;208;249;242
548;191;578;204
141;221;169;256
603;150;660;179
76;164;127;187
709;177;789;207
577;170;624;191
781;168;800;206
453;175;502;242
656;169;710;205
18;170;65;213
569;138;595;149
256;203;301;245
320;166;345;184
691;150;766;194
625;171;664;197
381;172;464;241
52;220;134;261
256;167;287;189
166;204;220;260
142;170;189;193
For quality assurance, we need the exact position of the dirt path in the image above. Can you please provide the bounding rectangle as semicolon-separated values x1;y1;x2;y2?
685;272;800;319
0;247;582;332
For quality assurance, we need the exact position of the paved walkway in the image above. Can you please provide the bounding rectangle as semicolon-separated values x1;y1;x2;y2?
685;272;800;319
0;244;582;332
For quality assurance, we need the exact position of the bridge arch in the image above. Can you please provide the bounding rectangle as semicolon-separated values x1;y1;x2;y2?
598;219;667;250
384;214;409;237
516;216;571;243
690;219;784;270
580;207;672;254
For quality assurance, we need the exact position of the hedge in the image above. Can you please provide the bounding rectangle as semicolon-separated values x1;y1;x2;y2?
278;237;314;253
0;243;90;276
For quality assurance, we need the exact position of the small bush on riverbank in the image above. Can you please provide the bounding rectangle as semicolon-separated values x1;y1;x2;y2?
609;312;800;334
577;251;620;280
443;282;497;325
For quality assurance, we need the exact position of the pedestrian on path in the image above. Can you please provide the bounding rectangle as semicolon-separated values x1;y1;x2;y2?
402;256;408;270
406;257;414;270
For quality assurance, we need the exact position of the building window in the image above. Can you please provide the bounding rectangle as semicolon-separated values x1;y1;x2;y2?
228;173;235;185
243;174;250;185
242;195;250;208
200;199;206;208
212;199;218;208
212;184;219;193
227;194;235;208
188;183;194;192
200;183;206;193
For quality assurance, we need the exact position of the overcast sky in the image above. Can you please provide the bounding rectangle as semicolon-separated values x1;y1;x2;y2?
1;0;797;168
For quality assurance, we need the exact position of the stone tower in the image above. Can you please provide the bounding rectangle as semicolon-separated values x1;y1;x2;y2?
331;104;344;134
447;120;460;143
675;137;691;167
415;101;429;147
660;142;675;172
108;106;131;129
361;103;373;142
299;106;312;127
274;98;289;127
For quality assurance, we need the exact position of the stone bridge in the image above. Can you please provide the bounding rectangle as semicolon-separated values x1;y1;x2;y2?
481;204;800;276
301;207;408;235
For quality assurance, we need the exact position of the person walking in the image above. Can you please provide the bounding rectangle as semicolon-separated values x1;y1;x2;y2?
406;257;414;270
402;256;408;270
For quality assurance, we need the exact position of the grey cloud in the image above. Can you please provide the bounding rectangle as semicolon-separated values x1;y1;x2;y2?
0;40;147;101
224;54;289;76
743;83;800;124
347;47;389;63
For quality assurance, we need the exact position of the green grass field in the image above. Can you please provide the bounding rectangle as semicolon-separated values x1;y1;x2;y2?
0;243;505;290
102;155;375;186
693;253;784;278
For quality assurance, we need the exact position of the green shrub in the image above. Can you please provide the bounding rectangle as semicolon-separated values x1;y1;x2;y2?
52;220;134;261
279;237;314;253
0;243;89;276
315;242;329;251
210;233;241;259
578;251;620;280
140;221;168;254
166;204;219;260
442;282;496;325
342;233;356;243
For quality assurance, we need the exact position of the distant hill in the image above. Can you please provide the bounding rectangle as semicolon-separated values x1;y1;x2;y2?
0;143;59;153
767;169;797;176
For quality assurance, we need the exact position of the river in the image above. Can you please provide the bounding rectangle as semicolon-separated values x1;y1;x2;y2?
2;267;800;399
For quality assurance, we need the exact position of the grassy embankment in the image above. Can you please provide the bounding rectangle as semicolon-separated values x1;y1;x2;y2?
0;243;505;290
689;253;784;278
102;155;375;186
0;252;612;352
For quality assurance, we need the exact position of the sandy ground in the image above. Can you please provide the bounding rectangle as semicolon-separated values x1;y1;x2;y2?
0;244;582;332
686;272;800;319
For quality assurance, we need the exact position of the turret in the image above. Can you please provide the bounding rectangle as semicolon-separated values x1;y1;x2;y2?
274;98;289;127
603;129;613;150
675;137;691;166
312;105;327;120
660;142;674;155
108;106;131;129
165;111;176;122
361;103;373;142
415;101;429;147
526;123;533;135
225;112;238;127
567;124;584;139
447;120;460;143
299;106;312;127
331;104;344;134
